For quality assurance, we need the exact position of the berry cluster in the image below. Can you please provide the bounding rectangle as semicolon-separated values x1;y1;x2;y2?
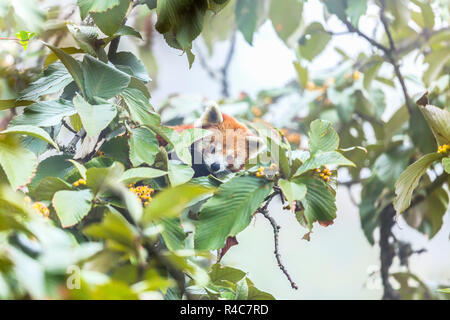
32;202;50;217
128;184;154;206
256;163;278;178
438;144;450;154
73;178;87;187
315;166;332;182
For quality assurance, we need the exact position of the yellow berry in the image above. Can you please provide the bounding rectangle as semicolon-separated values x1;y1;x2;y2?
353;71;361;80
256;171;265;178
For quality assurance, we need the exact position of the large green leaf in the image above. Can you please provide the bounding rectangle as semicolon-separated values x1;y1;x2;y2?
345;0;367;26
91;0;131;36
11;100;76;127
269;0;302;43
394;153;442;215
1;125;59;151
142;184;213;224
30;177;73;201
82;55;131;99
110;51;150;83
308;119;339;154
195;176;273;250
121;88;160;127
73;94;117;137
295;176;336;230
235;0;260;45
298;22;331;61
0;134;37;189
294;151;354;176
44;43;85;97
418;103;450;147
86;162;124;196
278;179;306;204
77;0;121;19
168;162;195;186
28;155;74;191
53;189;93;227
128;127;160;167
19;62;73;101
119;167;167;185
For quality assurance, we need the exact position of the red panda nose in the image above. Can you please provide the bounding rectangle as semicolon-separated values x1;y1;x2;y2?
210;162;220;172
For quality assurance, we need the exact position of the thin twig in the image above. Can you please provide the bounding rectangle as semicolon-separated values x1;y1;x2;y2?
257;191;299;290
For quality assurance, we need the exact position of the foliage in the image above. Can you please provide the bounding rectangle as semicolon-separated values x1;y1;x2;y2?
0;0;449;300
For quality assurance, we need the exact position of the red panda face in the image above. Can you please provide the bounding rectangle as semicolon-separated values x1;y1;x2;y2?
193;102;265;175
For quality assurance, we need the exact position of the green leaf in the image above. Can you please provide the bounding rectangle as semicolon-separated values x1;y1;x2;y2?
29;177;73;201
298;22;331;61
293;61;308;88
373;149;412;188
278;179;306;204
442;157;450;174
168;162;195;187
269;0;303;43
83;207;138;250
235;0;260;45
404;186;447;239
363;59;383;90
308;119;339;154
115;25;143;39
86;162;124;196
121;88;160;127
110;51;150;82
418;103;450;146
345;0;367;26
73;94;117;137
44;47;85;69
234;277;249;300
295;177;336;230
67;160;87;180
359;176;384;245
19;62;73;101
160;217;187;251
394;153;442;215
195;176;273;250
28;155;74;190
0;134;37;190
411;0;434;29
77;0;121;19
209;264;246;286
1;125;59;151
119;167;167;184
128;127;160;167
10;100;76;127
82;55;131;99
294;151;354;176
67;25;100;57
91;0;131;36
44;43;86;97
142;184;213;224
53;189;93;227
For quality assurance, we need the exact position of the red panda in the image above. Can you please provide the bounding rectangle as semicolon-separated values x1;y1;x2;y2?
159;101;266;177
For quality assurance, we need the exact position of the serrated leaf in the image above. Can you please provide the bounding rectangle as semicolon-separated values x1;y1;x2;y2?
78;0;121;19
128;127;160;167
53;189;93;227
1;125;59;151
295;176;336;230
91;0;131;36
121;88;160;127
11;100;76;127
19;62;73;101
278;179;306;204
195;176;273;250
30;177;73;201
73;94;117;137
168;162;194;187
82;55;131;99
160;217;187;251
110;51;150;82
308;119;339;154
418;103;450;146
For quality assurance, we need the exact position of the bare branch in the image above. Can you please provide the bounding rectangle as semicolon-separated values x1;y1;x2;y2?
257;191;299;290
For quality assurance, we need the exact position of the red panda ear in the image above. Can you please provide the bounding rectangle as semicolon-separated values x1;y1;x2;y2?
198;101;223;126
247;135;266;158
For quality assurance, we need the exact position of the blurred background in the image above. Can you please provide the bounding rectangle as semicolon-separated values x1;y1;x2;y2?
1;0;449;299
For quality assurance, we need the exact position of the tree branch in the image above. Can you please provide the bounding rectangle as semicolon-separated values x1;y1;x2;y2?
220;30;237;97
257;191;299;290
